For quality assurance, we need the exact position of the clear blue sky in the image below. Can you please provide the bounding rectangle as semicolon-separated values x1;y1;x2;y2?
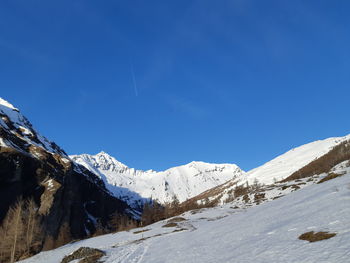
1;0;349;171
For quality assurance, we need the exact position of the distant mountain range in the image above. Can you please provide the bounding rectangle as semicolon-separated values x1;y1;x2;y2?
1;97;349;262
71;134;349;209
71;152;244;208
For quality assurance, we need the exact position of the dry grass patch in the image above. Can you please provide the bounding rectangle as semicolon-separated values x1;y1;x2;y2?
167;217;186;223
162;222;178;228
133;229;150;234
318;172;346;184
298;231;336;242
61;247;105;263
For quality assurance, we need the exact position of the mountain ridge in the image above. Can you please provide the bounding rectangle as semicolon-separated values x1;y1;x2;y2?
71;152;244;207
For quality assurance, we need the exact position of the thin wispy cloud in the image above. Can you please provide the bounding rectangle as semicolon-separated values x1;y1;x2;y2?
130;61;138;97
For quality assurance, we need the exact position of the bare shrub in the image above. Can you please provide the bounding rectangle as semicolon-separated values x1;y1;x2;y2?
55;223;71;248
254;193;265;204
0;198;43;263
109;213;138;232
234;185;249;198
141;201;166;226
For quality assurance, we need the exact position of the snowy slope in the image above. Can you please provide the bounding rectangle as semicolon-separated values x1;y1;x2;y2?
180;134;350;207
71;152;244;207
19;164;350;263
244;134;350;185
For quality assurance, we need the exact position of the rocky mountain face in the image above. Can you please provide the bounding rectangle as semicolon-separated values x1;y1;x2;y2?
71;152;244;209
0;98;132;252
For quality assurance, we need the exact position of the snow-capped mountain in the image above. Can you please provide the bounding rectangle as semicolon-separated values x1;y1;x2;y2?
71;134;350;209
71;152;244;208
20;156;350;263
2;96;350;263
0;97;66;156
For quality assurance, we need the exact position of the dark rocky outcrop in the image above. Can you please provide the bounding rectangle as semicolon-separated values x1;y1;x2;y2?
0;99;135;259
0;139;131;244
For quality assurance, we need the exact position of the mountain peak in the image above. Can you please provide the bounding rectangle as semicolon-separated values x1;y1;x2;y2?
71;152;244;206
95;151;118;160
0;97;19;111
93;151;128;170
0;97;66;156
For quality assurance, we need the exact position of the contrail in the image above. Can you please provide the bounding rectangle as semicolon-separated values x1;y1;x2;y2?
130;61;138;97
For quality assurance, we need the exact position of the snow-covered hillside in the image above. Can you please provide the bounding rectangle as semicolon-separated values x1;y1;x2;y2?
71;135;350;210
182;134;350;207
19;163;350;263
244;135;350;185
71;152;244;207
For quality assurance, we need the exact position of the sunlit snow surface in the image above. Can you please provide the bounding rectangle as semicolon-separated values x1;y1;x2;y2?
20;170;350;263
71;152;244;205
244;135;350;185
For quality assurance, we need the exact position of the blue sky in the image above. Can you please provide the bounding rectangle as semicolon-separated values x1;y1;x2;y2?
1;0;350;171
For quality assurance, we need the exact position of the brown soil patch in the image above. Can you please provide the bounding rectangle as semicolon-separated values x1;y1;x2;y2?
298;231;336;242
